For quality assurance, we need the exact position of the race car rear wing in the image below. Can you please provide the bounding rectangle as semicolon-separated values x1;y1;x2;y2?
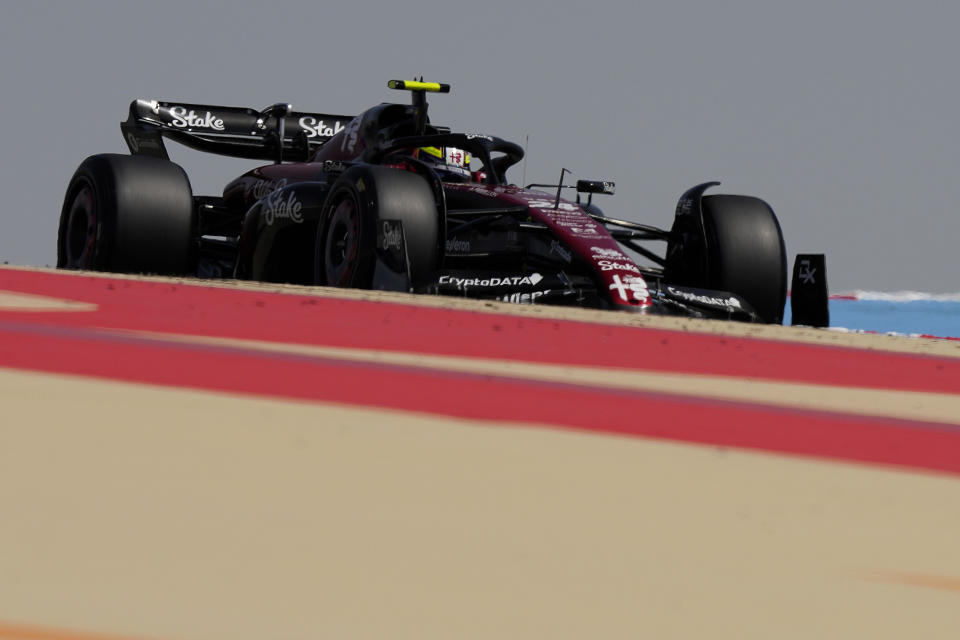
120;99;354;163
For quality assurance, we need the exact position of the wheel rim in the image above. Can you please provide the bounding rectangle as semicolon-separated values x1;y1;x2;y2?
64;185;97;269
323;193;361;286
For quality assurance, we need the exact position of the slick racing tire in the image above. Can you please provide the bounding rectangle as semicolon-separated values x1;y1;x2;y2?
57;154;195;274
315;165;439;288
700;194;787;324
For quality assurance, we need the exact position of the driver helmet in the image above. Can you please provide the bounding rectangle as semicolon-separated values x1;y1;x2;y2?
414;145;471;182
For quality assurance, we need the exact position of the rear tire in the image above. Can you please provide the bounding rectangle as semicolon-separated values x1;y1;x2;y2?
701;194;787;323
315;166;439;288
57;154;196;274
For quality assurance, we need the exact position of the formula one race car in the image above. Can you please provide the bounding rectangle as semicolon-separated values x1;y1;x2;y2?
58;80;790;323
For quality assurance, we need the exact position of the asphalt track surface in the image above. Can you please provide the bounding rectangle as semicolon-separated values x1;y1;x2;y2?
1;266;959;640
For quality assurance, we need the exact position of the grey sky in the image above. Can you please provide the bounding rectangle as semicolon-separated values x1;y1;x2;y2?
2;0;957;293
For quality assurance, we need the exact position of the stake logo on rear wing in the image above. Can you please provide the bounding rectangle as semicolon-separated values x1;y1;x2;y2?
121;99;354;163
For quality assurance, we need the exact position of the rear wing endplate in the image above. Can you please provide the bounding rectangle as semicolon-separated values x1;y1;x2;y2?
120;99;354;162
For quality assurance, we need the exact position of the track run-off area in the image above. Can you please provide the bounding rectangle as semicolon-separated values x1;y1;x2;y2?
2;265;959;640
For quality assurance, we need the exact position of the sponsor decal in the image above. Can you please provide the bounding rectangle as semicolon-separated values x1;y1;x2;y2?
541;212;602;235
444;164;472;179
439;273;543;288
609;274;649;303
380;221;403;251
340;116;362;154
590;246;626;259
323;160;347;172
676;197;693;216
598;259;640;273
468;186;498;198
168;106;225;131
445;148;467;166
550;239;572;263
446;238;471;253
465;133;493;141
551;217;585;228
500;290;549;304
526;198;580;213
299;116;346;139
567;225;601;236
263;189;303;225
244;177;288;200
127;133;160;153
666;287;741;309
798;259;817;284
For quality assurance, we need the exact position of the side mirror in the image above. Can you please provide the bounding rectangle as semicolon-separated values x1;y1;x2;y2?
576;180;615;195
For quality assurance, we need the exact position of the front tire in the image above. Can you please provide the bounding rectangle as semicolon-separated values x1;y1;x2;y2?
57;154;196;274
315;166;439;288
665;193;787;323
701;194;787;323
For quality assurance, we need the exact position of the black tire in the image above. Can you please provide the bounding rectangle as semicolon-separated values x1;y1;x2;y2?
315;165;439;287
57;154;195;274
700;194;787;323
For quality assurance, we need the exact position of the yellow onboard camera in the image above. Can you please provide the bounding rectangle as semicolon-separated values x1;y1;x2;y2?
387;80;450;93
